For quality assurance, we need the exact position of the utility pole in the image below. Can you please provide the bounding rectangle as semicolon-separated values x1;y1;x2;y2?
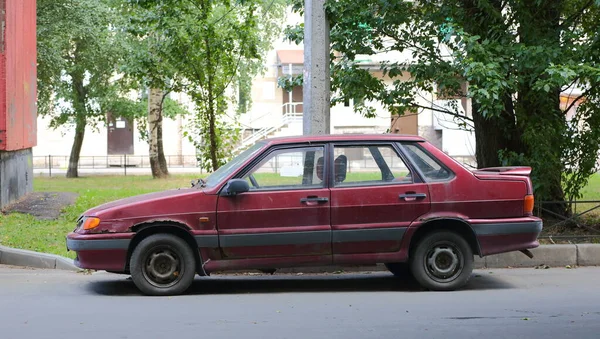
303;0;330;135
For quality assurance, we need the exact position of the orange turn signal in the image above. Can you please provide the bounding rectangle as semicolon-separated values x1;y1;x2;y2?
524;195;534;215
83;217;101;230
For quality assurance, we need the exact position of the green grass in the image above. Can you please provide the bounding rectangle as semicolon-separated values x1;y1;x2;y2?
250;171;410;187
0;175;198;258
2;172;600;257
573;174;600;215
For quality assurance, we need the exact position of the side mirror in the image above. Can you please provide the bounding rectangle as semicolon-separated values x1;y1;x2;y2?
221;179;250;196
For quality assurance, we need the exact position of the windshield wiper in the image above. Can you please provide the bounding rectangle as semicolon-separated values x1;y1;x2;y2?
191;178;206;188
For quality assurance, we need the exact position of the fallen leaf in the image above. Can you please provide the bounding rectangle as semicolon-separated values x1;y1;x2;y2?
522;318;529;321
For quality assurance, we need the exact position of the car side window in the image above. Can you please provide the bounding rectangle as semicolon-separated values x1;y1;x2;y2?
401;143;453;181
332;145;413;187
242;147;325;190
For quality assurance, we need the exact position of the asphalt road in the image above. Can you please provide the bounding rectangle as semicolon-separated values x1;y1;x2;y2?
1;265;600;339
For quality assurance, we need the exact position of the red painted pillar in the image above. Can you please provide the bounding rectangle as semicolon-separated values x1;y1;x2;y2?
0;0;37;208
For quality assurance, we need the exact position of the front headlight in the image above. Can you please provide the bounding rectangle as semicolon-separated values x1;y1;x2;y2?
82;217;101;230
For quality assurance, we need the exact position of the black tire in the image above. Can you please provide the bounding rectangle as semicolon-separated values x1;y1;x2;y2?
409;231;473;291
130;234;196;296
384;262;411;278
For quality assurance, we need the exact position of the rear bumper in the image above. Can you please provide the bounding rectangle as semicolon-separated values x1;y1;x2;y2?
469;218;543;256
66;232;133;271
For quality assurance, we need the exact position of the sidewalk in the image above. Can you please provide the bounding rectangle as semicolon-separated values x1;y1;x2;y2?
1;244;598;272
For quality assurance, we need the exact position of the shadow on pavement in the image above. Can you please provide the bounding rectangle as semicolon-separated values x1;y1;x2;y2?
86;272;515;297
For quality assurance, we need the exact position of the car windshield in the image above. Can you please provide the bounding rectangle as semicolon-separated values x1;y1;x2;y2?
202;142;265;188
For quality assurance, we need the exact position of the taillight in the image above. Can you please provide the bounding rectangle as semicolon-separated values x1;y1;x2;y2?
524;195;534;215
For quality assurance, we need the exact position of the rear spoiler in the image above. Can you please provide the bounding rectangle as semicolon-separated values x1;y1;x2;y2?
473;166;532;176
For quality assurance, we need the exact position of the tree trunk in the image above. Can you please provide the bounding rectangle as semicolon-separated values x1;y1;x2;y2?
148;88;169;179
66;65;87;179
66;117;86;178
157;119;169;174
205;36;219;172
472;96;522;169
473;109;506;168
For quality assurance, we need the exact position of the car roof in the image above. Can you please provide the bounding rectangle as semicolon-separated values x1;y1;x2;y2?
262;133;425;146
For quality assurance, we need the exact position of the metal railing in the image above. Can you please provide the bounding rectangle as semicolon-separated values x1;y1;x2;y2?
33;155;202;176
238;111;303;150
535;200;600;233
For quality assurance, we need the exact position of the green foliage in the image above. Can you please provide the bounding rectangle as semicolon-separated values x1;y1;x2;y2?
277;74;304;92
122;0;286;172
37;0;132;129
286;0;600;205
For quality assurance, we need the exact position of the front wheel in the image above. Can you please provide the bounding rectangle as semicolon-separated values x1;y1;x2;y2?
130;234;196;296
409;231;473;291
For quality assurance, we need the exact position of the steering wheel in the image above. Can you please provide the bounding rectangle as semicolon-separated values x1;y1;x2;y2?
249;174;260;189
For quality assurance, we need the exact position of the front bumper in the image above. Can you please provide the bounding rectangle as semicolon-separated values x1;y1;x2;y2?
67;232;134;271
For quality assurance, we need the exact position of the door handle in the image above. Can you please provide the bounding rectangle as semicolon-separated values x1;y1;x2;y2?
399;192;427;201
300;196;329;204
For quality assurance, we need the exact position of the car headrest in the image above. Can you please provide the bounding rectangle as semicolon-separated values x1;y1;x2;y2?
334;155;347;183
316;156;324;181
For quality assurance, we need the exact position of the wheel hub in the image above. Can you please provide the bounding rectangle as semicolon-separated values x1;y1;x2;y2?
426;245;461;280
143;249;182;287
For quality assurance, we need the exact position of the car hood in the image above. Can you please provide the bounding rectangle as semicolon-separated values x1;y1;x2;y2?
83;188;209;221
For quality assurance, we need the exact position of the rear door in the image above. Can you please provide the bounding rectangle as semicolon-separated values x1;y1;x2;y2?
216;145;332;259
330;142;431;255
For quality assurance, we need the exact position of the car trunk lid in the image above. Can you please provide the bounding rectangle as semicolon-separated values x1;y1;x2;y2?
472;166;532;177
472;166;534;198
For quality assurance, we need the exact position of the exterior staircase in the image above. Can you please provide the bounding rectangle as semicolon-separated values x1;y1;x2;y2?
235;103;303;153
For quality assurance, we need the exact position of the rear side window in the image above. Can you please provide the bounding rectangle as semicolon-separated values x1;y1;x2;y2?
332;144;413;186
401;143;453;181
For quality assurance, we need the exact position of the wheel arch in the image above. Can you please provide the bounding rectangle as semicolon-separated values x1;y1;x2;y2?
126;221;206;276
408;218;481;257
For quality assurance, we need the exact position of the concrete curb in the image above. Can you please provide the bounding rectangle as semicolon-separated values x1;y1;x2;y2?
0;244;598;272
480;244;579;269
0;245;80;271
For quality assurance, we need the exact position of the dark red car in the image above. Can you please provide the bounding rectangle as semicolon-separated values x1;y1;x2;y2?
66;134;542;295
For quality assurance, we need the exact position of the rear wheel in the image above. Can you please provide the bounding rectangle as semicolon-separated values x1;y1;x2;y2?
410;231;473;291
130;234;196;296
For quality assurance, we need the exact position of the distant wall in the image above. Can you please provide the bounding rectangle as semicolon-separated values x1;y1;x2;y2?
0;149;33;208
0;0;37;208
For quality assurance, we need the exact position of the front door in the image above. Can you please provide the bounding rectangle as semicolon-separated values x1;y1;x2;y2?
329;143;431;255
107;112;134;155
217;145;331;260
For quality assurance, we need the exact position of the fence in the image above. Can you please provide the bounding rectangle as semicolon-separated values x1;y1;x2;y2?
33;155;203;176
33;153;479;177
535;200;600;231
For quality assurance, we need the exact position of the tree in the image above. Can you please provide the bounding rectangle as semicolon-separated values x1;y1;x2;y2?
285;0;600;214
124;0;286;172
37;0;128;178
115;0;186;178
